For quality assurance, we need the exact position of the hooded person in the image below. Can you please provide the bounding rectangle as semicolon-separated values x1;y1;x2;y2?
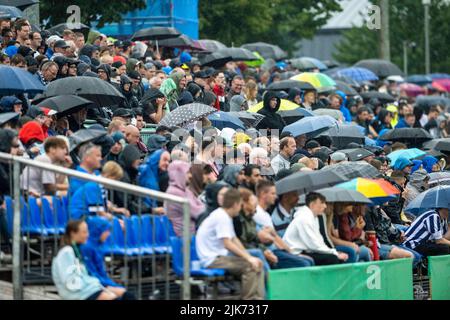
256;91;285;131
77;62;91;76
119;74;139;109
160;77;178;112
18;121;45;151
222;164;244;188
96;64;112;82
404;169;430;207
126;58;140;74
140;88;166;123
79;45;96;60
164;161;205;236
335;90;352;122
195;181;229;230
0;129;18;205
53;56;68;79
229;95;247;112
177;90;194;106
287;88;302;105
138;149;170;210
0;96;23;115
201;91;217;107
372;108;393;133
186;82;204;102
391;157;413;173
421;155;439;173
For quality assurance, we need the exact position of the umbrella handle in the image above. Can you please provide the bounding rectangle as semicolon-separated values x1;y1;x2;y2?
156;40;159;57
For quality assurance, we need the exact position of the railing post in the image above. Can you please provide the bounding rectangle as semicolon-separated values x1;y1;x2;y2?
182;201;191;300
12;159;23;300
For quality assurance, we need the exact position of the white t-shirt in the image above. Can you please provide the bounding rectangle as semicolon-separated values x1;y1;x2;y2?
20;153;56;195
253;205;275;229
196;207;236;268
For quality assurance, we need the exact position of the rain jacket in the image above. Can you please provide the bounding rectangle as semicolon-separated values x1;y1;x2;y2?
335;90;352;122
160;78;178;112
372;109;392;133
287;88;302;104
0;129;17;205
0;96;21;113
51;245;103;300
80;217;121;288
138;149;164;208
165;161;205;236
70;181;107;220
229;95;246;112
115;145;142;213
222;165;244;188
421;155;438;173
391;157;413;171
18;121;45;146
119;74;139;109
256;91;285;131
404;169;430;207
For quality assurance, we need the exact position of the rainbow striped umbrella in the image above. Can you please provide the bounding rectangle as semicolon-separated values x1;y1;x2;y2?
336;178;400;205
290;72;336;90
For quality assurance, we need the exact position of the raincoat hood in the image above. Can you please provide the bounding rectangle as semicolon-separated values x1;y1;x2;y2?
86;217;111;246
204;181;229;210
421;155;438;173
126;58;139;74
0;96;22;113
139;149;164;192
287;88;302;103
19;121;45;145
222;165;243;188
263;91;281;113
160;78;178;102
392;156;413;171
119;144;141;170
408;169;430;191
96;64;112;82
229;95;246;112
169;72;185;95
0;129;17;153
168;160;190;191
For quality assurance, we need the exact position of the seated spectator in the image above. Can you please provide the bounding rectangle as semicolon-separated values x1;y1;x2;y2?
222;164;245;188
403;207;450;257
68;143;102;197
20;136;70;197
165;161;205;236
196;188;265;300
283;192;349;265
270;136;296;175
271;191;298;238
404;169;430;208
196;181;229;229
242;164;263;193
52;220;117;300
70;161;129;220
80;217;134;299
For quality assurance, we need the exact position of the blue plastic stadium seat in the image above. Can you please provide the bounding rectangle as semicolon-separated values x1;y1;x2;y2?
170;236;226;278
53;197;69;228
103;218;139;256
140;214;170;254
41;197;65;234
153;215;176;254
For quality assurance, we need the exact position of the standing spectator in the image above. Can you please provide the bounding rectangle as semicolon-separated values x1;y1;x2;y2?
225;75;245;111
196;188;265;300
256;91;285;131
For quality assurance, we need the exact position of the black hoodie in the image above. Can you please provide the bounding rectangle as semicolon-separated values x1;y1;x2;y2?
0;129;17;204
256;91;285;131
195;181;229;230
287;88;302;103
140;88;165;123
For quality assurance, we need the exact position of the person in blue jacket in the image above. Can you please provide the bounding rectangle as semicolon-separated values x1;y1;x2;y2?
391;157;414;175
81;217;134;299
335;90;352;123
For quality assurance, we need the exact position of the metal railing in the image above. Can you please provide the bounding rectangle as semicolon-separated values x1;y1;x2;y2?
0;152;192;300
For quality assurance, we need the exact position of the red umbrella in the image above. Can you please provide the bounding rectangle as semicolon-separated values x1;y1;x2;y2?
399;83;425;97
432;79;450;92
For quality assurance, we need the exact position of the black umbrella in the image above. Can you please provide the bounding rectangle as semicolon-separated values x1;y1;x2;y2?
380;128;433;145
230;111;265;128
197;39;227;52
280;71;300;80
322;162;382;180
267;80;315;92
0;112;19;126
199;51;233;68
47;22;90;36
299;187;372;205
423;138;450;153
360;91;395;103
338;148;374;162
241;42;287;61
279;108;314;125
158;35;206;51
275;170;347;195
34;95;94;118
216;48;258;61
131;27;180;41
354;59;404;78
335;80;358;96
68;129;106;152
159;103;217;128
319;124;365;148
38;76;125;108
415;96;450;113
0;0;37;10
330;74;361;89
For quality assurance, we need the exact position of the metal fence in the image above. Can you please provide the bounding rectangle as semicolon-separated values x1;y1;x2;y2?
0;152;192;300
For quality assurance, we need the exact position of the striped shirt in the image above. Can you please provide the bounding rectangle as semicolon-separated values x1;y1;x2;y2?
403;210;448;249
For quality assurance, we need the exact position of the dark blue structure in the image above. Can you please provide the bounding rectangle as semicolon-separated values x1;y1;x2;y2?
97;0;199;39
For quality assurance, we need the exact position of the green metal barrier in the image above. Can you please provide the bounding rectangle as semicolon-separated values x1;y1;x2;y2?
429;255;450;300
268;259;413;300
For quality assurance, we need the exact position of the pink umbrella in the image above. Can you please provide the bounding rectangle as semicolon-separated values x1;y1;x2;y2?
433;79;450;92
399;83;426;97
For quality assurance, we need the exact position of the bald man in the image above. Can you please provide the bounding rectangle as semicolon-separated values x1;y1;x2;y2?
125;124;148;156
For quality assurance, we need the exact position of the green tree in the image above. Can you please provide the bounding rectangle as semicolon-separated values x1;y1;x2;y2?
199;0;341;54
40;0;146;28
334;0;450;74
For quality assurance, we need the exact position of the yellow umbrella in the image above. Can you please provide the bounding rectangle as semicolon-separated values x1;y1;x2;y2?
290;72;336;89
249;99;299;113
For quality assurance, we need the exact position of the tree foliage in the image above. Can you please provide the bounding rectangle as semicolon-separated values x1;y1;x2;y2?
199;0;341;54
334;0;450;74
40;0;146;29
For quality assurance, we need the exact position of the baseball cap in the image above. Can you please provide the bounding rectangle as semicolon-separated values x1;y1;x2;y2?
114;40;124;48
305;140;320;150
330;152;347;162
54;40;70;49
111;131;125;143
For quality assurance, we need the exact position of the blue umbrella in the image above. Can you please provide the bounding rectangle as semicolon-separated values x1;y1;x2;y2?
0;5;23;19
208;111;246;130
282;115;337;138
405;185;450;216
0;65;45;95
428;73;450;80
302;57;328;71
405;75;432;86
334;67;379;83
387;148;426;164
